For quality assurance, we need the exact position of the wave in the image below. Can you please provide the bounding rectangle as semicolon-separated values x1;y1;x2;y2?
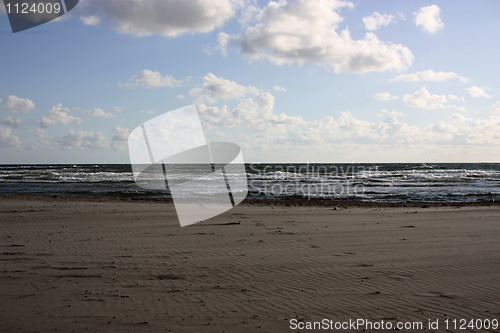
1;163;499;202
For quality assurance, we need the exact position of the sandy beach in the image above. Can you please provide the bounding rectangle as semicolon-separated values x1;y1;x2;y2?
0;196;498;332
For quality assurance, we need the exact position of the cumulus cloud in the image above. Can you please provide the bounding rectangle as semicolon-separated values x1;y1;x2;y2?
414;5;443;33
194;75;389;144
120;70;181;88
0;95;35;114
447;94;465;103
233;0;413;73
200;89;498;149
216;32;230;57
198;91;304;135
374;92;398;101
0;116;21;127
239;4;261;27
377;109;404;118
0;127;21;148
191;75;303;134
392;69;469;83
27;128;50;150
87;108;114;118
491;100;500;113
112;126;130;141
32;128;50;144
111;126;130;151
190;73;259;104
140;109;157;115
445;113;500;145
80;15;100;26
177;73;500;163
81;0;238;37
57;130;110;149
273;86;287;92
38;104;82;128
466;86;493;99
363;12;395;31
403;86;463;110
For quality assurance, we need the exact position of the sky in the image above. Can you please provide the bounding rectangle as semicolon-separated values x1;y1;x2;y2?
0;0;499;163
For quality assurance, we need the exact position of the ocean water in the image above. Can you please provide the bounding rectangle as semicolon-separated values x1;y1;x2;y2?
0;163;499;202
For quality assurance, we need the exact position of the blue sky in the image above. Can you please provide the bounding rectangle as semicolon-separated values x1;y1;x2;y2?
0;0;499;163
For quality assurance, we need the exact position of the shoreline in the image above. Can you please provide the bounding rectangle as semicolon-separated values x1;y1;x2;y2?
1;193;498;207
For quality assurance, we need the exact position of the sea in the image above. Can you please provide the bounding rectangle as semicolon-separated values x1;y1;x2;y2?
0;163;499;203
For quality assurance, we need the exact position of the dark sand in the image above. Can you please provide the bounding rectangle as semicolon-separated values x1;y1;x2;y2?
0;196;499;332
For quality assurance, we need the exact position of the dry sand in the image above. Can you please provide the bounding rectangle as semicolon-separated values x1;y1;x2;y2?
0;196;499;332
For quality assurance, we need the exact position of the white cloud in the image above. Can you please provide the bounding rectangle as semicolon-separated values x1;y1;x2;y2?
403;86;463;110
87;108;114;118
239;4;261;27
0;95;35;114
198;91;305;135
491;100;500;113
82;0;238;37
120;70;181;88
377;109;404;118
32;128;50;144
447;94;465;102
140;109;157;115
190;73;259;104
153;74;499;161
57;130;110;150
195;75;389;143
216;32;230;57
234;0;413;73
112;126;130;141
414;5;443;33
38;104;82;128
273;86;287;92
0;116;21;127
28;128;50;150
466;86;493;99
392;69;469;83
446;113;500;145
0;127;21;148
201;91;499;149
374;92;398;101
363;12;395;31
80;15;100;26
111;126;130;151
193;75;303;134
